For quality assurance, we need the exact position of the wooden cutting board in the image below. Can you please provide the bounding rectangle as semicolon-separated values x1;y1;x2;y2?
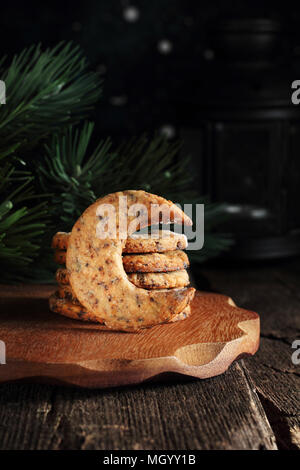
0;285;259;388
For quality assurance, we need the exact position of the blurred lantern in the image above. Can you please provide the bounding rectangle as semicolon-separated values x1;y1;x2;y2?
176;17;300;259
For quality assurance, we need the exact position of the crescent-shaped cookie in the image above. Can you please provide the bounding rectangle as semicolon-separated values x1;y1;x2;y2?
49;292;104;323
66;190;195;330
169;304;191;322
49;292;191;327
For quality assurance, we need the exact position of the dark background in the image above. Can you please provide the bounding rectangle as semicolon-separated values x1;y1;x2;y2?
1;0;300;259
1;0;300;137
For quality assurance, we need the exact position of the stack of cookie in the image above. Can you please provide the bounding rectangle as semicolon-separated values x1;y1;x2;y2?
51;230;192;325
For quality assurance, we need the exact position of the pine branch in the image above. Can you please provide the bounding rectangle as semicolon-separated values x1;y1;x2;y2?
38;124;232;262
38;122;115;230
112;135;193;197
0;156;47;280
0;42;102;153
0;41;232;282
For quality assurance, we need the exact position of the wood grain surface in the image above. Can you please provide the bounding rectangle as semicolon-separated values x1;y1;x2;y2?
0;261;299;450
0;286;259;388
201;262;300;451
0;363;276;450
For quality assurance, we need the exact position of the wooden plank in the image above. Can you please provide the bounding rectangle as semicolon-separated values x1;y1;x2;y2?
0;363;276;450
200;264;300;340
243;339;300;450
201;264;300;450
0;286;259;387
4;264;295;450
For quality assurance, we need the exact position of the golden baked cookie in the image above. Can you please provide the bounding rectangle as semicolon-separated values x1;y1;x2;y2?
56;285;79;304
51;232;69;250
49;292;105;323
66;190;194;330
55;267;70;285
169;304;191;322
53;248;190;273
54;250;66;265
122;250;189;273
125;230;188;253
49;293;191;326
56;267;189;290
127;269;189;289
52;229;188;253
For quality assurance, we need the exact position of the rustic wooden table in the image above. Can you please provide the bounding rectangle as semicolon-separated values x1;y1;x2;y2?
0;260;299;450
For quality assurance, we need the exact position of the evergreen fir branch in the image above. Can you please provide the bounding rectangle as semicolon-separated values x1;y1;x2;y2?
0;42;102;152
0;148;47;280
38;122;116;230
38;125;231;262
0;41;232;281
0;170;47;274
112;135;192;197
106;136;233;261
